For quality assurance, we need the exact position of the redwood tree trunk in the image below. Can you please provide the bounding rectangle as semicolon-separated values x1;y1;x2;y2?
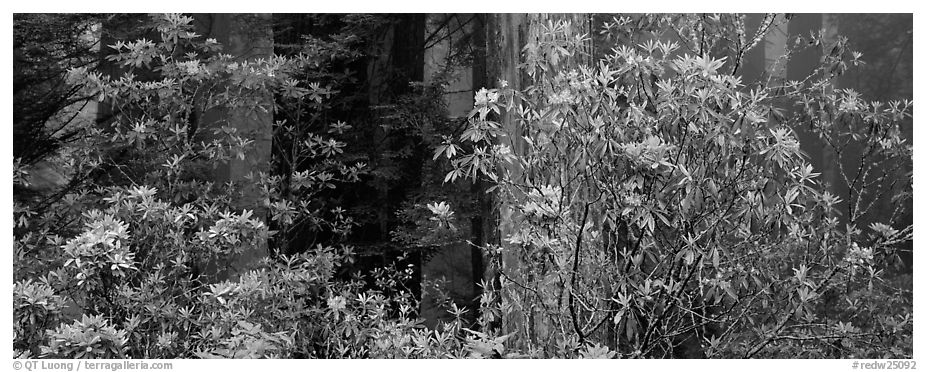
194;13;274;281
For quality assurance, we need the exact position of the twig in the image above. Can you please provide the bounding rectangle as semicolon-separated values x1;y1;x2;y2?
568;202;591;344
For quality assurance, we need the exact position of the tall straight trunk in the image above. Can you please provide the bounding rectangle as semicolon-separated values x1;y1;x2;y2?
739;14;768;85
193;13;274;281
485;12;528;344
368;14;426;303
818;14;845;220
764;14;789;85
96;15;159;130
469;13;491;330
485;12;592;352
784;14;848;220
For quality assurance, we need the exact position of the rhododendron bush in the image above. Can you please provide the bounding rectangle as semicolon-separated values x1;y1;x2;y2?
13;14;911;359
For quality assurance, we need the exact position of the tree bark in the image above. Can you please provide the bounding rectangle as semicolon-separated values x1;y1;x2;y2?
194;13;274;281
485;12;592;352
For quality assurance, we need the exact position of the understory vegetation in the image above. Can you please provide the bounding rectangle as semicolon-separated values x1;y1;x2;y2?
13;13;912;359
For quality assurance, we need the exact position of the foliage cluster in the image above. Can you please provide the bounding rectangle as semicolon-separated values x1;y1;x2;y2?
13;13;912;359
442;14;912;358
13;13;472;359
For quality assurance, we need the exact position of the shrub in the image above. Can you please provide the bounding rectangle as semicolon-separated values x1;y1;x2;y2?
41;314;129;358
14;279;65;356
13;13;432;359
13;13;911;359
441;15;912;358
